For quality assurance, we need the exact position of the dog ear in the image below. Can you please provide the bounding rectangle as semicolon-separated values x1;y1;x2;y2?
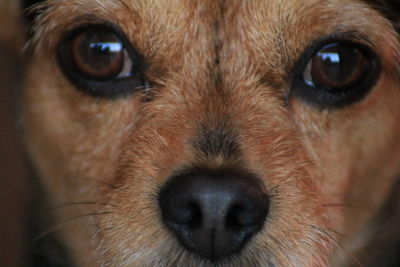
386;0;400;12
364;0;400;27
382;0;400;23
21;0;45;36
385;0;400;27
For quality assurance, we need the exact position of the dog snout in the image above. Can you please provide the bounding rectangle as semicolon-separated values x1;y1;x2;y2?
159;169;269;261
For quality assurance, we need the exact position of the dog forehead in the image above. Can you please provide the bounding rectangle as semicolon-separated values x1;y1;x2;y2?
36;0;380;58
32;0;399;92
36;0;389;53
31;0;399;98
40;0;375;25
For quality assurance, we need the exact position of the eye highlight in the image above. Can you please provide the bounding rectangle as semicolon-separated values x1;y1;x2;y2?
291;38;381;109
58;24;145;98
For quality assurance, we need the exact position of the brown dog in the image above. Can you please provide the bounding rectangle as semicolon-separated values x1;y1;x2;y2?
22;0;400;266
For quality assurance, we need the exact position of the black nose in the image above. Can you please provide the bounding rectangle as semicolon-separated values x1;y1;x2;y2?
159;169;269;261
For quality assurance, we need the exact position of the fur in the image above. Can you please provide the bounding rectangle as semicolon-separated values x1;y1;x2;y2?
22;0;400;266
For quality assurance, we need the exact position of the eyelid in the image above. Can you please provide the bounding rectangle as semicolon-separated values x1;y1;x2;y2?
304;32;374;60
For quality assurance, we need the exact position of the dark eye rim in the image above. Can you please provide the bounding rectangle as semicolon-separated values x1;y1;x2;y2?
288;33;382;110
57;23;146;99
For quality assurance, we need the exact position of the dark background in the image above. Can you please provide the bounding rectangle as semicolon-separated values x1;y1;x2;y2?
0;2;28;266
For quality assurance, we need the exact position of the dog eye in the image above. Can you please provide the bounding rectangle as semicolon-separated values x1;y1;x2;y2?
292;41;381;109
58;25;145;98
303;43;368;89
70;29;127;79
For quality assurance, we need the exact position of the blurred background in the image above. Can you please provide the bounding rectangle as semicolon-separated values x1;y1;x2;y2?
0;1;28;266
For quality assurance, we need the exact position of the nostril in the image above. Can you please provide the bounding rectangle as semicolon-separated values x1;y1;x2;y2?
227;199;269;233
183;202;202;229
226;204;252;234
159;168;269;261
161;199;202;228
227;204;251;229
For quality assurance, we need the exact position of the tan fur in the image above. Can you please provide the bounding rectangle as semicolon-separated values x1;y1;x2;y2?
22;0;400;266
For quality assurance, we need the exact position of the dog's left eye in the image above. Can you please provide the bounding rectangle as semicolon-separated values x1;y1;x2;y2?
292;40;381;109
58;25;145;98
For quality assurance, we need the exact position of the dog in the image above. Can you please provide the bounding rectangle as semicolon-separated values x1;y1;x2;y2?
21;0;400;266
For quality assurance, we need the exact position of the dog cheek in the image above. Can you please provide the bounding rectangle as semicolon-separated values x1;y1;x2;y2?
240;128;333;265
290;74;400;246
21;56;147;265
95;117;196;265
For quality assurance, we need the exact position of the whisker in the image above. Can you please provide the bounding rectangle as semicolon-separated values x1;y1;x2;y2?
94;226;117;238
320;226;347;239
308;224;362;267
322;203;370;212
67;176;116;189
41;201;113;213
326;194;366;204
268;185;280;198
28;211;112;244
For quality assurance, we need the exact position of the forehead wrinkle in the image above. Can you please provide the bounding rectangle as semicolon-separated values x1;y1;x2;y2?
28;0;133;52
32;0;214;44
30;0;190;53
30;0;134;33
29;0;221;93
358;0;400;32
42;0;126;9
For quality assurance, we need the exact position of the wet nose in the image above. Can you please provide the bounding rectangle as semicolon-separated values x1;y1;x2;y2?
159;169;269;261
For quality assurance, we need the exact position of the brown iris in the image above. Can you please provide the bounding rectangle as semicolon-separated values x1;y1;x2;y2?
58;25;146;98
304;43;368;90
70;29;125;80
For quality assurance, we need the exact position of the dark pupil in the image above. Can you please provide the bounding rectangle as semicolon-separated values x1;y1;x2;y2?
311;43;366;89
72;30;124;79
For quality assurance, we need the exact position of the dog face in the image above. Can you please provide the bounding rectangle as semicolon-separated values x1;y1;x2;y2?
22;0;400;266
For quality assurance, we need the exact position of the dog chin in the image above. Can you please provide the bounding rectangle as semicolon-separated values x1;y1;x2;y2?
96;248;274;267
95;234;330;267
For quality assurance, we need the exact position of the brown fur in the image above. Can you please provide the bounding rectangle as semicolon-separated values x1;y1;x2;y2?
22;0;400;266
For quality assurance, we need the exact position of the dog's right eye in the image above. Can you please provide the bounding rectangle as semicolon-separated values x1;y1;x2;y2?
58;25;146;98
70;29;126;80
291;38;381;109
